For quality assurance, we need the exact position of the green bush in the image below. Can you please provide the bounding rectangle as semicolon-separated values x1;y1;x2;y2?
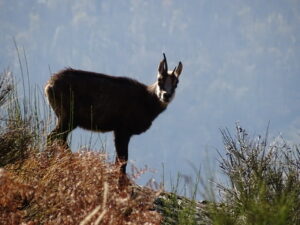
211;125;300;225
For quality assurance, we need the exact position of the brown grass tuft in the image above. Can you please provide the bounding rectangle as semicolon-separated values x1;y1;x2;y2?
0;168;34;224
1;144;161;225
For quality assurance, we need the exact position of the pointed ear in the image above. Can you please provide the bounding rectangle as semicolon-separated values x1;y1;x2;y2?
158;53;168;75
175;62;183;77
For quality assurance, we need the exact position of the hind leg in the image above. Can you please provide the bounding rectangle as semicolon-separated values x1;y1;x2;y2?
47;116;76;148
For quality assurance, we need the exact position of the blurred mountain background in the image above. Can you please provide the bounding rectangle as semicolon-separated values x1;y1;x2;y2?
1;0;299;189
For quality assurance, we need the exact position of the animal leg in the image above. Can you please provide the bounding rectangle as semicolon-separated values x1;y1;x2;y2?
114;130;131;174
47;116;76;147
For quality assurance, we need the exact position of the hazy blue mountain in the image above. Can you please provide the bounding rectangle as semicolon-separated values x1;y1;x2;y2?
1;0;299;192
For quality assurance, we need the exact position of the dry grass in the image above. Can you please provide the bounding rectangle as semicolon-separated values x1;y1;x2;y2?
1;144;161;225
0;70;12;107
0;122;34;167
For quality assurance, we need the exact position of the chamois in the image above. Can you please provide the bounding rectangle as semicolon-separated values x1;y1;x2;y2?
45;53;183;173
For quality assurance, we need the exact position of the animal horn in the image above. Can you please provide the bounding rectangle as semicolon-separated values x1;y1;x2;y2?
163;53;168;72
172;66;177;74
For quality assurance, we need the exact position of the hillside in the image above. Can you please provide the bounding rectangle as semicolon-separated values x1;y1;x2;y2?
1;144;160;224
0;143;211;225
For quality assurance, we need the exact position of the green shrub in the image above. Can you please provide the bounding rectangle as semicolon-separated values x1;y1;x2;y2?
211;125;300;225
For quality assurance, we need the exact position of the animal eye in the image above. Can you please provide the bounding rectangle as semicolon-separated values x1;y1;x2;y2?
158;77;164;86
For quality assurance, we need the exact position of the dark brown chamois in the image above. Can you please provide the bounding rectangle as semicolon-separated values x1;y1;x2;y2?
45;53;183;173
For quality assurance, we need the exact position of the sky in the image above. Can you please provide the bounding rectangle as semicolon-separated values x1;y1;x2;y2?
1;0;300;194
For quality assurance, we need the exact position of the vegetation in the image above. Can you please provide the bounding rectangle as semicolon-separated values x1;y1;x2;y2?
208;125;300;225
0;64;299;224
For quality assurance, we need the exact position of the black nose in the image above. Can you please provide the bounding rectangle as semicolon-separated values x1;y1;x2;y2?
163;93;171;101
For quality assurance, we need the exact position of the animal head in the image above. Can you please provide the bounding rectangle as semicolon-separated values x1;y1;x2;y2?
156;53;183;103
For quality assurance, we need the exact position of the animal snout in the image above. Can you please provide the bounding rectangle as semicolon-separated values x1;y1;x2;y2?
163;92;171;101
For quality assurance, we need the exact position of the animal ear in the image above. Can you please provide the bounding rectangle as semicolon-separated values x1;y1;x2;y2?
158;53;168;75
175;62;183;77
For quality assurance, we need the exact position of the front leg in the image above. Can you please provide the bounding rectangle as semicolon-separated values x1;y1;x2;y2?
114;130;131;174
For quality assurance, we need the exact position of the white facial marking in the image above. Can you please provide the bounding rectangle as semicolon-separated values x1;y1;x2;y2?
155;71;177;103
155;84;162;99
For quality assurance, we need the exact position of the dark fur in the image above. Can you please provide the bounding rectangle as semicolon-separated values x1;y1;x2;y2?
46;68;167;173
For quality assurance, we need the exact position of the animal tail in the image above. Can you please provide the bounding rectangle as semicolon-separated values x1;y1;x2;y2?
44;81;54;100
